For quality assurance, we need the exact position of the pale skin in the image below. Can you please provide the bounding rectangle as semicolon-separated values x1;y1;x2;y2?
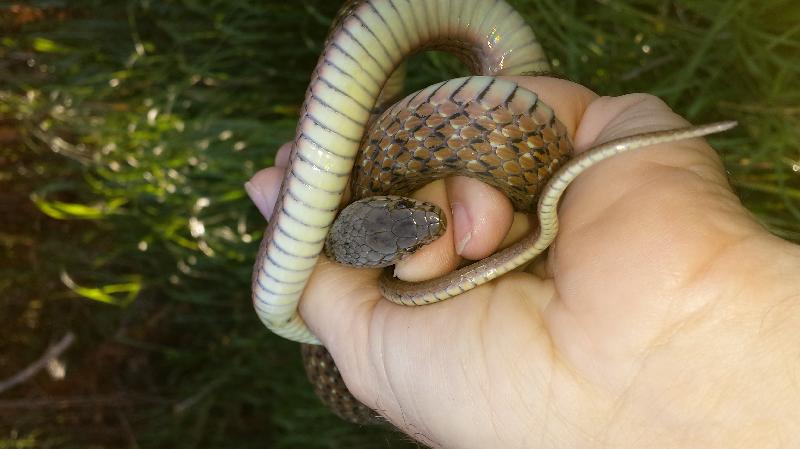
246;77;800;449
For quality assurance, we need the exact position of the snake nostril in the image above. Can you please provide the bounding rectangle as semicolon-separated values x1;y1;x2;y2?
428;220;442;238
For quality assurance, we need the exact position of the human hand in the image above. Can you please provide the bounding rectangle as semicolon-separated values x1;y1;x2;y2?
246;77;800;449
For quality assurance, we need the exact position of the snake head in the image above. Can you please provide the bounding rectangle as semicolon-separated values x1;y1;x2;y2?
324;195;446;268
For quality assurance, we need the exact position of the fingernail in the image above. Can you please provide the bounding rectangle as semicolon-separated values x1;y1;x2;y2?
244;181;260;203
245;181;272;217
452;202;471;255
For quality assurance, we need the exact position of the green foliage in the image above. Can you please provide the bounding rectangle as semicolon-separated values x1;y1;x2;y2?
1;0;797;447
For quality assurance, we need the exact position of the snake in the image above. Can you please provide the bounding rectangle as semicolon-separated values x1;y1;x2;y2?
252;0;736;424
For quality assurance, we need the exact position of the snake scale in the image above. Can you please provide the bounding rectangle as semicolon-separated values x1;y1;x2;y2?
252;0;736;424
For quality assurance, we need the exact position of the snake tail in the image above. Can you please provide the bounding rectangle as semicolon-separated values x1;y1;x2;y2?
378;120;739;305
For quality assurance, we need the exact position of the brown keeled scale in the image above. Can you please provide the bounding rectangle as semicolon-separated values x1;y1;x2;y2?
351;88;572;210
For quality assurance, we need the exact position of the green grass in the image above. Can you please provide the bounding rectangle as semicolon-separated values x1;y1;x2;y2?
1;0;798;447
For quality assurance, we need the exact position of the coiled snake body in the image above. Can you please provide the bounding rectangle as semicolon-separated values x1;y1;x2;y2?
253;0;735;424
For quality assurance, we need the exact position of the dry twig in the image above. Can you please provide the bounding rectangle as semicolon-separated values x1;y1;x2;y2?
0;331;76;394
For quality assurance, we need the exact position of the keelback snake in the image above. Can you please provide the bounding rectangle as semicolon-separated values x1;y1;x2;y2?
252;0;736;423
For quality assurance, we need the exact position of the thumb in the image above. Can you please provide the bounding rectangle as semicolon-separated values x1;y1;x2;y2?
544;92;772;366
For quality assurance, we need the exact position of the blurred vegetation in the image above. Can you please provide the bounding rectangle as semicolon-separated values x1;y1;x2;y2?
1;0;797;447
